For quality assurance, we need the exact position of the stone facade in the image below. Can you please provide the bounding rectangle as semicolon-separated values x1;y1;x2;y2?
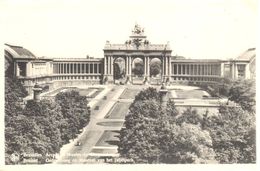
4;25;255;95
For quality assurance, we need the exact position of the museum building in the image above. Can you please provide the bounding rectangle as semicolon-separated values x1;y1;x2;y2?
4;24;255;95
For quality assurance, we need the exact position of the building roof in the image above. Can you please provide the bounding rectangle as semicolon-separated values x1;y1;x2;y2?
172;59;222;63
236;48;256;61
5;44;36;59
53;58;102;62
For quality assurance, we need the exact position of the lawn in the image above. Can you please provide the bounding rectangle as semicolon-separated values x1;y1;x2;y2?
119;89;140;99
96;121;124;127
95;130;120;147
105;102;131;119
76;88;95;96
174;89;210;99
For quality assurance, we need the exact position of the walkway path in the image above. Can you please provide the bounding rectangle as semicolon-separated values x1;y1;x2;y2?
55;85;128;164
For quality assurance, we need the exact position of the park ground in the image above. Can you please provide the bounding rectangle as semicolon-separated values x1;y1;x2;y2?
50;84;225;164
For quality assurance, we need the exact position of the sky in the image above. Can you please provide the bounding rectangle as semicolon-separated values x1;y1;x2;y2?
1;0;258;59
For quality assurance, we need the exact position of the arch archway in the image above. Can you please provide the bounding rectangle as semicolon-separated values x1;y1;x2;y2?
131;57;144;84
113;57;126;84
150;58;162;85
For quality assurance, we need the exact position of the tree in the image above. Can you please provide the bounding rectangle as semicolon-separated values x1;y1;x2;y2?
204;104;256;163
5;99;65;165
5;76;29;164
133;87;160;103
228;79;255;112
55;90;90;143
175;107;202;126
119;88;216;164
118;99;162;163
5;77;28;121
22;100;63;154
119;98;216;163
159;123;216;164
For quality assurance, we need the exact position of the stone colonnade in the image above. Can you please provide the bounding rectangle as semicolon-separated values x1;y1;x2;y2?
104;55;171;83
171;63;221;76
53;62;101;74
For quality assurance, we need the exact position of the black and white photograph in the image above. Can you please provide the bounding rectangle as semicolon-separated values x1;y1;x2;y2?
1;0;257;170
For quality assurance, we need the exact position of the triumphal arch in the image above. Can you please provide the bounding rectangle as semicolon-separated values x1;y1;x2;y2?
103;24;172;84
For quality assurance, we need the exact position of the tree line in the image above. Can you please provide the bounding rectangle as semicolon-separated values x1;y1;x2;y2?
5;77;90;164
118;83;256;164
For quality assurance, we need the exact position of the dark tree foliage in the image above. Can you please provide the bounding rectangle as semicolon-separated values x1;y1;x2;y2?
5;115;49;155
5;77;28;122
55;90;90;143
132;87;160;103
119;88;215;164
204;104;256;163
175;107;202;126
228;79;255;113
5;76;91;164
119;100;162;163
5;99;63;161
22;100;63;153
202;78;255;112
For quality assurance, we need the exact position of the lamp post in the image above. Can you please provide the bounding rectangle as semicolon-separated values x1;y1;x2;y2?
159;83;168;109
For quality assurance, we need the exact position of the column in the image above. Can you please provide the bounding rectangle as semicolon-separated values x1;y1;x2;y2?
125;57;127;75
220;63;224;77
165;57;168;76
109;56;111;75
97;63;99;74
129;56;132;76
176;64;178;75
128;56;131;75
147;56;150;77
111;57;114;75
107;56;110;75
144;56;146;76
79;63;82;74
104;56;107;75
110;56;112;75
162;57;164;77
169;57;172;76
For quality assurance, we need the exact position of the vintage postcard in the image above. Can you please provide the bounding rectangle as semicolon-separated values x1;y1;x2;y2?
1;0;257;171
